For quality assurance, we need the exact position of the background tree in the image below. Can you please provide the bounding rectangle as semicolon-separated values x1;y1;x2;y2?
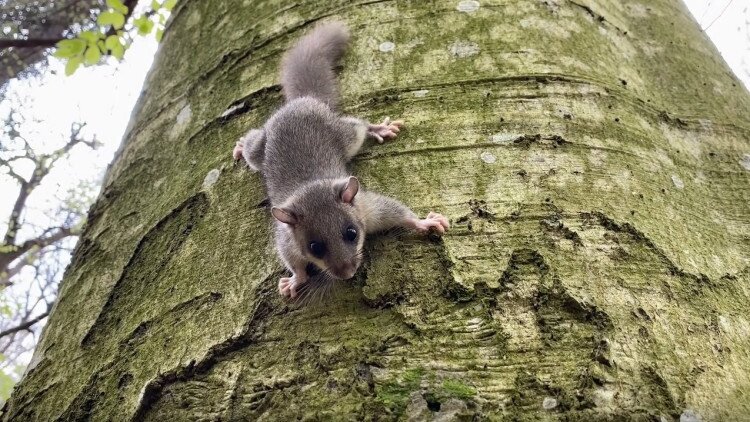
0;103;99;403
0;0;174;85
3;0;750;420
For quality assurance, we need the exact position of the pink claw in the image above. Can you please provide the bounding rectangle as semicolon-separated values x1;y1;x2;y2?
232;140;244;161
412;212;450;235
368;117;404;143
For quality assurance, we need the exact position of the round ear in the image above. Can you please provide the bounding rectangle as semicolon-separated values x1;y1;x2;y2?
340;176;359;204
271;207;299;225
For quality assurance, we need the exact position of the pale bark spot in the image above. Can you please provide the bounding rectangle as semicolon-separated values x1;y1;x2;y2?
671;175;684;189
480;152;496;164
449;40;480;58
378;41;395;52
412;89;429;97
202;169;220;189
680;409;703;422
456;0;480;13
542;396;558;410
740;154;750;171
170;104;192;139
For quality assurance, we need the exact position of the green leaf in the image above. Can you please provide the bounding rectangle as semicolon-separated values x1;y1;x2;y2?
79;30;101;44
53;39;86;58
111;42;125;60
155;28;164;42
105;35;120;50
133;16;154;36
65;56;82;76
97;11;126;29
151;0;161;10
106;0;129;14
164;0;177;11
105;35;126;59
84;45;101;65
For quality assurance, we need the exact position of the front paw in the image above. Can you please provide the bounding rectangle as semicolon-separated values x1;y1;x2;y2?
232;140;244;161
367;117;404;143
412;212;450;235
278;277;298;298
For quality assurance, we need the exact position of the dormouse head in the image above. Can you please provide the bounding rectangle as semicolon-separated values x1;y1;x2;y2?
272;177;365;280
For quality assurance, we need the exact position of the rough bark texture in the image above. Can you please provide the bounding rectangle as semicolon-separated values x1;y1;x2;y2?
3;0;750;420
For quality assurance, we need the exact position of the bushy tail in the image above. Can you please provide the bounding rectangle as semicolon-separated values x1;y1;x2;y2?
280;21;350;109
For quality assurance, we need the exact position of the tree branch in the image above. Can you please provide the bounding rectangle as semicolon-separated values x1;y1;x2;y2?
2;122;92;247
0;310;50;339
0;38;65;49
0;226;76;272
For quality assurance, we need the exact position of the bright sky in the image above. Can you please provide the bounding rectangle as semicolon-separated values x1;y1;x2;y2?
0;0;747;375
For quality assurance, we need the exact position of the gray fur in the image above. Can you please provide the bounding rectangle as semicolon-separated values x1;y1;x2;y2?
236;21;437;299
280;21;350;110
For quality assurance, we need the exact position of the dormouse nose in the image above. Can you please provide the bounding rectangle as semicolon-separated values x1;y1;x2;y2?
334;263;357;279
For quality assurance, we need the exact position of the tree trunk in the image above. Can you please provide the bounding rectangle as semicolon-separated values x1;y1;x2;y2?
4;0;750;420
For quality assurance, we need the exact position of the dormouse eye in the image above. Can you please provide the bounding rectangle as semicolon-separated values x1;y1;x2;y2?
309;241;326;258
344;226;357;242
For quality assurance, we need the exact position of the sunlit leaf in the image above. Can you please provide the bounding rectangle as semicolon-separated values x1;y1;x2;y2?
106;0;129;15
53;39;86;58
151;0;160;10
65;56;82;76
111;43;125;60
79;30;100;45
97;11;126;29
105;35;120;50
155;28;164;42
164;0;177;11
84;46;101;65
134;16;154;36
105;35;126;59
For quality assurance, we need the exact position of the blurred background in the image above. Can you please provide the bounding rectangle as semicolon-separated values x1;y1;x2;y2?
0;0;747;404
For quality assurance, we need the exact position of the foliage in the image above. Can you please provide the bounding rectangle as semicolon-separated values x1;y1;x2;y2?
53;0;178;75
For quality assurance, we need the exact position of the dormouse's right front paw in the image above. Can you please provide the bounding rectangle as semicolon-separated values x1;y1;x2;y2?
232;140;244;161
278;277;298;299
412;212;450;235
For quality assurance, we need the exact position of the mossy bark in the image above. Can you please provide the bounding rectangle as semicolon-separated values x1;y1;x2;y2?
3;0;750;420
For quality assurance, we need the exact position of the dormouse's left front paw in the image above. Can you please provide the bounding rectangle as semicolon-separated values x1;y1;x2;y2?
412;212;450;235
367;117;404;143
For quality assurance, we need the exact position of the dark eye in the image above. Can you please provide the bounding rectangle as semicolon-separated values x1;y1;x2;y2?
344;226;357;242
309;241;326;258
